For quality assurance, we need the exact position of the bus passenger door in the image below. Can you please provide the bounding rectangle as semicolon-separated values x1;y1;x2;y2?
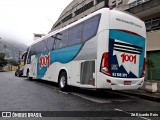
31;56;38;78
80;61;96;87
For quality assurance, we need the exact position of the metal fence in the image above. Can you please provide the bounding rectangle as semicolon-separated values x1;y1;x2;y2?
129;0;150;8
145;17;160;32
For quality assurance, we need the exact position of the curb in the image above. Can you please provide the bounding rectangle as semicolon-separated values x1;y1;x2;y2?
116;91;160;102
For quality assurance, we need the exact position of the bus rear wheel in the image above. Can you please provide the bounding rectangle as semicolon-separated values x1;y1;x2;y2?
59;72;67;91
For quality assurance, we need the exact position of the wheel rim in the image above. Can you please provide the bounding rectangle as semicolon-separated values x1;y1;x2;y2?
60;76;66;88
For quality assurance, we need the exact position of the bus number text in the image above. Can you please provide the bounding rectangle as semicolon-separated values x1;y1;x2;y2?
112;73;127;77
121;53;136;64
39;53;50;69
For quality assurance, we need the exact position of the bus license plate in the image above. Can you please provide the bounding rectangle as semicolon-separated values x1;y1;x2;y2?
124;81;131;85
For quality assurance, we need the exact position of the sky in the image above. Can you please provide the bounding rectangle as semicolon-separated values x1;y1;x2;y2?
0;0;73;46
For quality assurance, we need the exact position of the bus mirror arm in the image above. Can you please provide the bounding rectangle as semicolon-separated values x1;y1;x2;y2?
56;33;62;36
55;38;61;41
51;33;62;41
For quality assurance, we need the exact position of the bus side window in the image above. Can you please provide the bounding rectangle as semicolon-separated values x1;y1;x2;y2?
31;44;36;55
68;23;83;46
34;41;47;54
24;52;27;65
39;41;48;53
56;31;68;49
27;47;32;64
46;37;55;51
21;51;28;65
25;47;30;64
82;15;100;42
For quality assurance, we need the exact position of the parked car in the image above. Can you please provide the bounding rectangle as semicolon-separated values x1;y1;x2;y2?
15;66;24;77
0;67;3;72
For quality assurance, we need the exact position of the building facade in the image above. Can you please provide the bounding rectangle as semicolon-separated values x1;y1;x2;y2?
119;0;160;81
50;0;160;82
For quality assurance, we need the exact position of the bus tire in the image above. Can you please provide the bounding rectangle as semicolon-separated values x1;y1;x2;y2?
17;72;20;77
27;70;32;80
59;72;67;91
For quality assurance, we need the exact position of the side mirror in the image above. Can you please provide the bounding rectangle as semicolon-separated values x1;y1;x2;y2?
21;51;27;60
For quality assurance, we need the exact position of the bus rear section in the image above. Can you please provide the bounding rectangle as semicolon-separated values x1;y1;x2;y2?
97;9;146;90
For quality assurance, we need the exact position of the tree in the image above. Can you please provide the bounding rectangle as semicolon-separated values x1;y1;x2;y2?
146;59;155;80
0;53;7;67
7;59;18;66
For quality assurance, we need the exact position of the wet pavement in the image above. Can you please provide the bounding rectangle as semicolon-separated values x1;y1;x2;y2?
0;72;159;120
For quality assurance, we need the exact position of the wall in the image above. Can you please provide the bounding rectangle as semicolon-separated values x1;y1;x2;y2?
147;31;160;51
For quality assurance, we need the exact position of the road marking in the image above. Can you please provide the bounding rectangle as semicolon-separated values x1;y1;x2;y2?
71;93;112;103
58;90;68;95
52;88;68;94
114;108;151;120
31;81;68;94
104;90;137;99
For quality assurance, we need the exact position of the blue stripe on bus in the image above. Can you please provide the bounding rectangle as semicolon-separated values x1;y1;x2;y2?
50;44;83;64
36;44;83;79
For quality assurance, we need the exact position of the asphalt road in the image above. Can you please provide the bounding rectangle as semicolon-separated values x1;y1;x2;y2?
0;72;159;120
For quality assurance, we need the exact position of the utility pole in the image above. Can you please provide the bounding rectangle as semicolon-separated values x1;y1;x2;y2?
18;51;21;65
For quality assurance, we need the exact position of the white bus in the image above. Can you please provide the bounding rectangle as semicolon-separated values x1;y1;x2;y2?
23;8;146;91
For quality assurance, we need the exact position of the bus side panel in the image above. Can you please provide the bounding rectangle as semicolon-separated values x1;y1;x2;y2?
46;34;97;88
41;62;59;82
73;36;98;88
70;61;81;87
41;61;72;84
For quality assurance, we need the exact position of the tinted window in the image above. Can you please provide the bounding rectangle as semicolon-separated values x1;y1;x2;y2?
27;47;32;64
36;41;48;53
56;31;68;49
68;23;83;46
82;15;100;42
46;37;54;51
24;48;30;64
29;40;48;56
31;44;37;55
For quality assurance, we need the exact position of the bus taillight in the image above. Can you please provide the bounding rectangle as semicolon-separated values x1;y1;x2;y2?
100;53;111;76
141;58;146;78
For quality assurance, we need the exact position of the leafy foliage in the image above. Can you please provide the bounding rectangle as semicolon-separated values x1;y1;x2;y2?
7;59;18;66
0;53;7;67
146;59;155;80
146;59;155;70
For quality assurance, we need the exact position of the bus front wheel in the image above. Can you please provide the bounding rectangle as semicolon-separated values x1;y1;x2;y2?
59;72;67;91
27;71;32;80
